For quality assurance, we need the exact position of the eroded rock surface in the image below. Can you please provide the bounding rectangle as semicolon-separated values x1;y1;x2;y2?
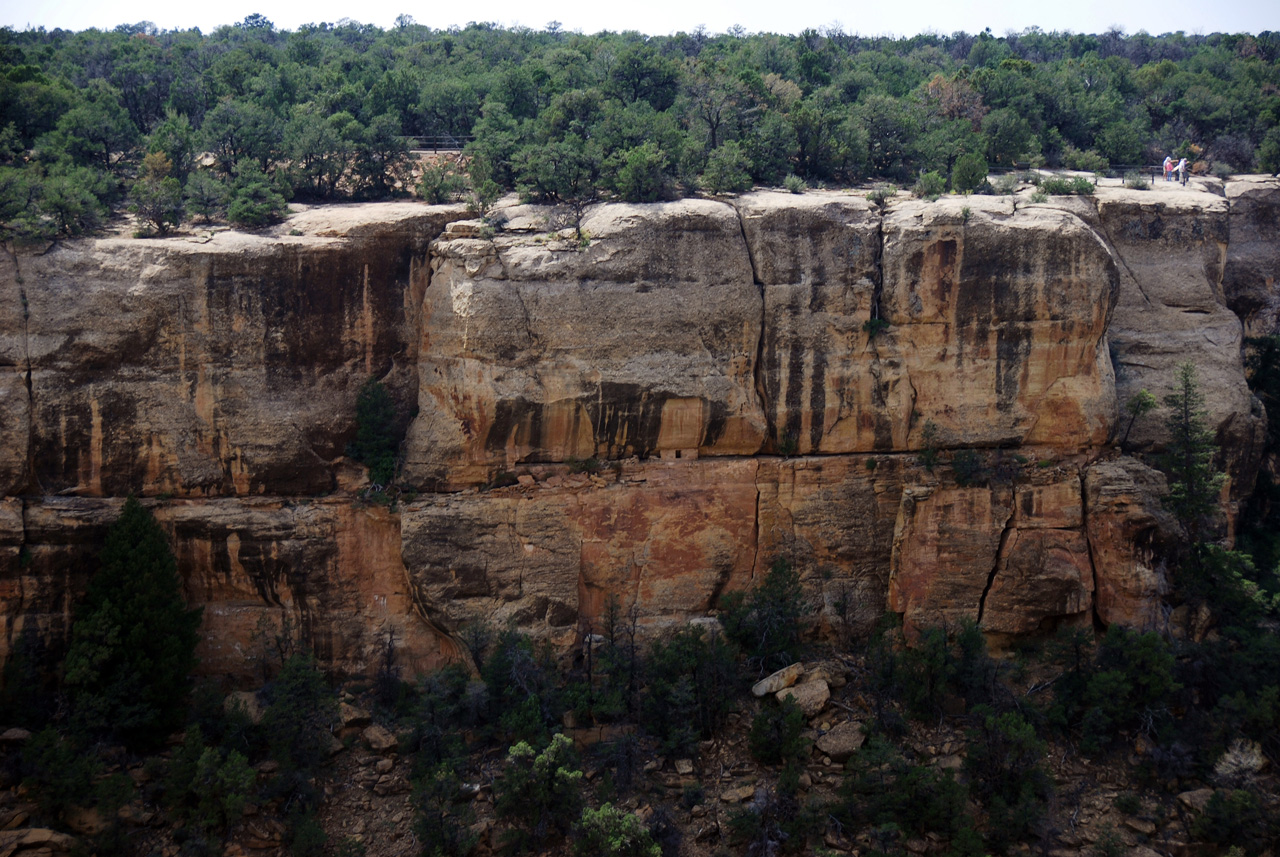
2;180;1278;679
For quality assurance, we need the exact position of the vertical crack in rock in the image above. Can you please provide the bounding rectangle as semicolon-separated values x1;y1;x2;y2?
1079;469;1102;627
1090;200;1154;309
977;509;1016;625
733;204;772;454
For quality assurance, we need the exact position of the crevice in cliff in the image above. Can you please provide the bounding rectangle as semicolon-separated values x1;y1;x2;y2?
733;206;773;454
977;513;1015;625
1080;469;1103;629
1089;203;1153;310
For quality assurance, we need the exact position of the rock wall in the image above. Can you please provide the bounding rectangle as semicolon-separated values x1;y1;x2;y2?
2;180;1276;682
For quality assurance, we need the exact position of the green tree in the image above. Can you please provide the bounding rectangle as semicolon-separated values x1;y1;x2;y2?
495;734;584;850
63;497;202;746
574;804;660;857
130;152;184;235
348;377;400;486
719;556;804;670
1161;362;1226;543
700;141;753;194
951;151;989;192
226;161;289;227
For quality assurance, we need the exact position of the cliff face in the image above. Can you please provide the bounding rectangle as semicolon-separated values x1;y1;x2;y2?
2;181;1275;680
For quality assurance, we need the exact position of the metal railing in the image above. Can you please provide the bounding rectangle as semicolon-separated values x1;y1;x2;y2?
400;135;475;151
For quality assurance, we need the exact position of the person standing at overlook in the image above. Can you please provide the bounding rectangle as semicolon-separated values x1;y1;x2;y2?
1164;155;1174;181
1176;157;1188;184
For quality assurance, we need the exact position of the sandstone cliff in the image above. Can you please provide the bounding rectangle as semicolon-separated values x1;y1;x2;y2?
2;179;1275;680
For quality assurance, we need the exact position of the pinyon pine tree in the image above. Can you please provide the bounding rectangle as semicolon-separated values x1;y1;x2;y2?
1161;362;1226;543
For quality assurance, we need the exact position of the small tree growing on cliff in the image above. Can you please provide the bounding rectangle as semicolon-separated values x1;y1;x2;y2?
349;377;400;486
63;497;202;747
1161;363;1225;544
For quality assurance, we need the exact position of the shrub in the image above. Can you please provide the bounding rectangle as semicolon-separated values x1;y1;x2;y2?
965;705;1051;849
700;141;752;194
184;171;228;222
417;160;468;204
917;420;940;471
1070;175;1096;194
482;629;560;745
951;448;986;487
1124;170;1149;190
952;152;988;193
862;317;890;339
991;173;1020;195
782;173;806;194
610;142;671;203
575;804;660;857
1029;190;1048;203
130;171;184;236
748;696;810;795
1192;789;1269;852
866;183;897;206
348;377;400;486
1061;145;1109;172
63;497;202;746
913;170;946;200
227;161;288;227
496;734;584;850
720;557;804;670
258;653;338;803
166;728;256;833
641;626;736;756
1039;176;1074;194
1079;626;1179;753
837;735;971;841
413;762;477;857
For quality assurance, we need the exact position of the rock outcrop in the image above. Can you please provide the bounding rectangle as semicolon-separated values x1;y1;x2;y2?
2;179;1276;679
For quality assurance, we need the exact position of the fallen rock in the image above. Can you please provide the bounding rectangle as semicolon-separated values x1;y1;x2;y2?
0;729;31;745
815;721;866;762
362;724;398;754
339;702;373;728
753;663;805;697
61;806;107;837
1177;788;1214;813
720;785;756;804
777;679;830;716
674;759;694;776
0;828;78;856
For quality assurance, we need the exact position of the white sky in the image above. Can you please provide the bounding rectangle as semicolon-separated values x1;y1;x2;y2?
2;0;1276;38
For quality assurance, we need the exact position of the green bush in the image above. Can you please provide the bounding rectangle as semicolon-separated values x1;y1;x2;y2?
866;183;897;206
258;653;338;804
952;152;989;193
965;705;1051;850
184;171;228;222
609;142;671;203
413;762;477;857
913;170;947;200
720;557;804;670
166;727;256;833
700;141;752;194
1039;176;1074;194
782;174;806;194
417;160;468;204
641;626;736;756
1078;626;1179;753
836;735;971;841
748;696;810;795
348;377;401;486
1124;170;1149;190
951;449;987;487
575;804;660;857
482;630;560;745
496;734;584;851
227;161;288;227
63;497;202;746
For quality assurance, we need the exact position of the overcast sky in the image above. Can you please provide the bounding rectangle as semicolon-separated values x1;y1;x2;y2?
3;0;1275;38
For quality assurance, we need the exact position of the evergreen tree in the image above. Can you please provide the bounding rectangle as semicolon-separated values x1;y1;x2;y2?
63;497;202;746
1160;362;1226;543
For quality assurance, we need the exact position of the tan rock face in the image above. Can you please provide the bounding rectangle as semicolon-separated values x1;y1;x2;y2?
1092;187;1265;492
879;199;1118;454
1222;177;1280;337
405;200;767;488
2;187;1276;680
889;471;1093;638
8;204;461;498
1085;457;1180;629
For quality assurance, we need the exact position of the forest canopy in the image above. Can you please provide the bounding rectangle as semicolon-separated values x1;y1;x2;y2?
2;19;1278;237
